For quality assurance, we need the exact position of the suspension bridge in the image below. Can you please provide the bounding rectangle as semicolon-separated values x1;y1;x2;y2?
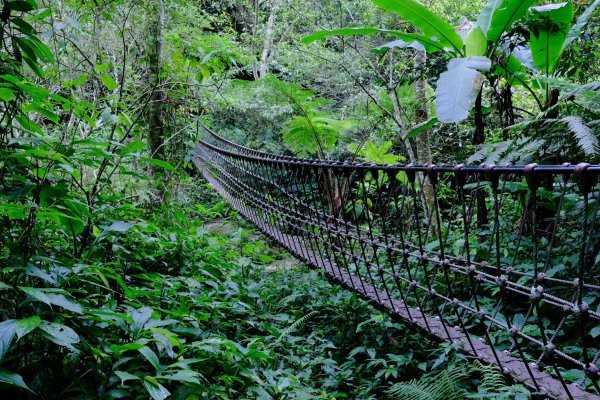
193;124;600;400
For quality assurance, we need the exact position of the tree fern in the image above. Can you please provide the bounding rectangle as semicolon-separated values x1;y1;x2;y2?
282;114;350;157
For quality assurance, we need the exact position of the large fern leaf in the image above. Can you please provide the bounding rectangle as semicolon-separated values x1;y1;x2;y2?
388;368;467;400
282;114;352;157
562;116;598;156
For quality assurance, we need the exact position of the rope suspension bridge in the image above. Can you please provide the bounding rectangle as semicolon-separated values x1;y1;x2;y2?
193;124;600;400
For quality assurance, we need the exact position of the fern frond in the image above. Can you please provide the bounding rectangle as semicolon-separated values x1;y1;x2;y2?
388;379;438;400
274;310;319;344
388;368;467;400
473;361;506;393
562;116;598;156
282;114;352;157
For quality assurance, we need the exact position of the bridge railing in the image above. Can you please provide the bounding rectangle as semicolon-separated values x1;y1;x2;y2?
194;125;600;400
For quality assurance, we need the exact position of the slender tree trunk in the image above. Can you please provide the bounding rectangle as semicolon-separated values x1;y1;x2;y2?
252;0;278;80
472;90;485;145
258;0;278;79
414;50;432;165
388;50;416;163
413;49;435;223
499;83;515;139
148;0;165;173
472;89;488;227
251;0;259;80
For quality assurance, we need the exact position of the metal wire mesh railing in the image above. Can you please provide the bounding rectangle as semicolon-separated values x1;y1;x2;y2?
193;124;600;400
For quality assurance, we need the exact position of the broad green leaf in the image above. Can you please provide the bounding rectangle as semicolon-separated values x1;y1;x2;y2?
435;57;492;123
0;320;17;360
15;316;41;339
486;0;536;43
591;325;600;338
100;74;119;91
23;103;59;123
95;63;111;72
466;27;487;56
20;287;83;314
73;73;89;86
371;0;463;52
116;141;145;155
197;64;211;82
141;157;177;172
46;294;83;313
105;221;135;233
303;28;446;53
130;306;153;330
404;117;438;139
517;47;536;70
139;346;161;371
33;8;52;20
0;368;32;392
0;88;15;102
562;0;600;52
477;0;503;35
14;113;43;134
528;2;574;75
115;371;140;385
143;376;170;400
372;39;425;53
88;310;134;325
158;370;202;385
0;282;10;290
116;371;140;387
110;342;145;354
39;321;79;351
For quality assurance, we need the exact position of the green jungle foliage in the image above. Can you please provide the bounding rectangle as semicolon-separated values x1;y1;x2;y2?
0;0;599;398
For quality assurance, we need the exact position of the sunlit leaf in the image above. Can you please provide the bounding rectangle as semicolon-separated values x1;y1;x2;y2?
15;316;41;339
100;74;119;91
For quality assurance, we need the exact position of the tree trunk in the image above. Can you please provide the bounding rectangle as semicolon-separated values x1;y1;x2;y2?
413;49;435;223
259;0;277;79
387;50;415;163
148;0;165;173
472;89;488;227
472;90;485;145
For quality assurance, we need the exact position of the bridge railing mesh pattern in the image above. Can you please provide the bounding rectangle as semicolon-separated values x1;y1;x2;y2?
193;125;600;400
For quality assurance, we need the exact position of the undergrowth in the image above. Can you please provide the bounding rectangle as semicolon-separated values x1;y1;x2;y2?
1;177;529;399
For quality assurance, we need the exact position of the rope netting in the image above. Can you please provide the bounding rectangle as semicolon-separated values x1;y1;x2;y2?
193;124;600;400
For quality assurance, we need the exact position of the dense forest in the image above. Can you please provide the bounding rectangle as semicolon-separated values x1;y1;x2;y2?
1;0;600;399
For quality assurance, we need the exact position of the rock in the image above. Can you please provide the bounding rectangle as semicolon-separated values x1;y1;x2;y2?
201;221;238;235
265;259;298;273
